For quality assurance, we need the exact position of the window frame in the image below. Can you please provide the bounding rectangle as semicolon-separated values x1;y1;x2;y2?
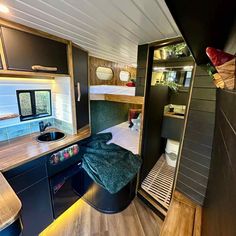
16;89;52;121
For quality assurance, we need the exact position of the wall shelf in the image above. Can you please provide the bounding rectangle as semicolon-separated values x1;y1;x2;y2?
0;114;19;121
90;94;144;105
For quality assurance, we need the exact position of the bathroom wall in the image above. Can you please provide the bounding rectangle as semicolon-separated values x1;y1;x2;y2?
176;65;216;205
0;76;74;142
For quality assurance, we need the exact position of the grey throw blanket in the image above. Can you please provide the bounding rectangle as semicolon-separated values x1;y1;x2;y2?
80;133;142;194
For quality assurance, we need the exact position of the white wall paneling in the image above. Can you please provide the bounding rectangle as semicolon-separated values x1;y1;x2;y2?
0;0;180;64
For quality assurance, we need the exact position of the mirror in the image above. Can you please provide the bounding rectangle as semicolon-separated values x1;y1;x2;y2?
151;66;193;88
152;42;194;90
96;67;113;80
119;71;131;81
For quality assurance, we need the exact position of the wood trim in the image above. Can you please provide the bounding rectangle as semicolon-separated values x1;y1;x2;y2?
148;36;184;48
0;114;19;121
90;94;106;100
87;53;92;128
164;112;185;119
0;70;69;79
0;29;7;70
77;124;91;135
67;42;77;134
0;17;69;44
137;189;167;217
90;93;144;105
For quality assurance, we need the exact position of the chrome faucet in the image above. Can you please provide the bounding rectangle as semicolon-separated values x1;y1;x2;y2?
39;121;52;133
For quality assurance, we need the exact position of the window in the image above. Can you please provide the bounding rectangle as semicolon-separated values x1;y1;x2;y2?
184;71;192;87
119;71;131;81
17;90;52;121
96;66;113;80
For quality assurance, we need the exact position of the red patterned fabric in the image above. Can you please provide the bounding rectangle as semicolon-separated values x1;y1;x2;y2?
206;47;235;66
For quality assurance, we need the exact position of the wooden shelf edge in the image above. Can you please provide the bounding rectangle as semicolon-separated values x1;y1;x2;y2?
90;93;144;105
0;114;19;121
0;70;70;79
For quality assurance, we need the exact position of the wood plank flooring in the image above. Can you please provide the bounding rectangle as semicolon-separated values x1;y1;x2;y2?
160;191;202;236
40;198;163;236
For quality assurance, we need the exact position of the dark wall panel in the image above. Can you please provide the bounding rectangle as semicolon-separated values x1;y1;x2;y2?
90;101;129;134
170;90;189;105
135;44;149;96
202;89;236;236
165;0;236;64
176;65;216;205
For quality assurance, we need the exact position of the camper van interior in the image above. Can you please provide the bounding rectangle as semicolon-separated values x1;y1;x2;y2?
0;0;235;236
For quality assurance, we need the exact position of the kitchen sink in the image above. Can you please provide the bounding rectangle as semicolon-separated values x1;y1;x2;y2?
37;131;66;142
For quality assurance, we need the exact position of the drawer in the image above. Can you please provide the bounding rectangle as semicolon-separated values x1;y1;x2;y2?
5;161;47;193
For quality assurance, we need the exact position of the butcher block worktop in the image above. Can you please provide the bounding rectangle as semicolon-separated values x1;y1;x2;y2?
0;126;90;232
0;127;91;172
0;172;22;231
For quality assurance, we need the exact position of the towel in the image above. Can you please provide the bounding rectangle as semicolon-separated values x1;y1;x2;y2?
80;133;142;194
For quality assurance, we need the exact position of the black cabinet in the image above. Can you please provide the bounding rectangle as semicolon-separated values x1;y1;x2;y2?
140;85;169;182
18;178;53;236
161;116;184;141
4;157;53;236
1;26;68;74
72;46;89;130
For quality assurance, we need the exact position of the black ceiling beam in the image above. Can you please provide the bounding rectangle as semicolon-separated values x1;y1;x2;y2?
165;0;236;64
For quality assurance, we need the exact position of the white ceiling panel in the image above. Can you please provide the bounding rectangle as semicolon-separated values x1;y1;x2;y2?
0;0;180;64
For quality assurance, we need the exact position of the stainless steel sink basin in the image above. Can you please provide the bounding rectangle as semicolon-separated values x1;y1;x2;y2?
37;131;66;142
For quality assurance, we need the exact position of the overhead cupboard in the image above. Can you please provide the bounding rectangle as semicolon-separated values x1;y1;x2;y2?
0;20;69;77
0;18;90;133
0;26;68;74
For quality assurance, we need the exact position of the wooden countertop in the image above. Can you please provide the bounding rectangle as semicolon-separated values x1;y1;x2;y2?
0;126;91;172
0;126;91;231
164;112;185;120
0;172;21;231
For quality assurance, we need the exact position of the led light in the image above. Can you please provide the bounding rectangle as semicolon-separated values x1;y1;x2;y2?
183;66;193;71
0;4;9;13
153;67;165;71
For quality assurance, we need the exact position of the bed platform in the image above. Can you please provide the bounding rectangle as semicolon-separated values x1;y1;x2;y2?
100;121;140;155
90;85;144;105
75;122;140;214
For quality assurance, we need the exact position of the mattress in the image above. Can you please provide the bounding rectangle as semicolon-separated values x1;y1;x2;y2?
90;85;135;96
99;122;140;154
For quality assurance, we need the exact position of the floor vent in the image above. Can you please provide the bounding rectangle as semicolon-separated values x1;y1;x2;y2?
141;155;175;209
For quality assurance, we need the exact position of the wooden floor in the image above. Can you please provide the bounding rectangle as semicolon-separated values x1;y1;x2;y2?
160;191;202;236
40;198;163;236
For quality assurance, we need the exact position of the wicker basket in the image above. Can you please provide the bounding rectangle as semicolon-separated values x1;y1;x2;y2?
216;58;236;89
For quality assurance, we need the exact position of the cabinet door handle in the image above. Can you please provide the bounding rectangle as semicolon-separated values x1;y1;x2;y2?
77;82;81;101
32;65;58;72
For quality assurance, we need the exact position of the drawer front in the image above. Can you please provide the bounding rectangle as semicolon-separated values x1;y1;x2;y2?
7;163;47;193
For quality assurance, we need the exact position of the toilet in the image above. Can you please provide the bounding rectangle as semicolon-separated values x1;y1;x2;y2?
165;139;180;167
